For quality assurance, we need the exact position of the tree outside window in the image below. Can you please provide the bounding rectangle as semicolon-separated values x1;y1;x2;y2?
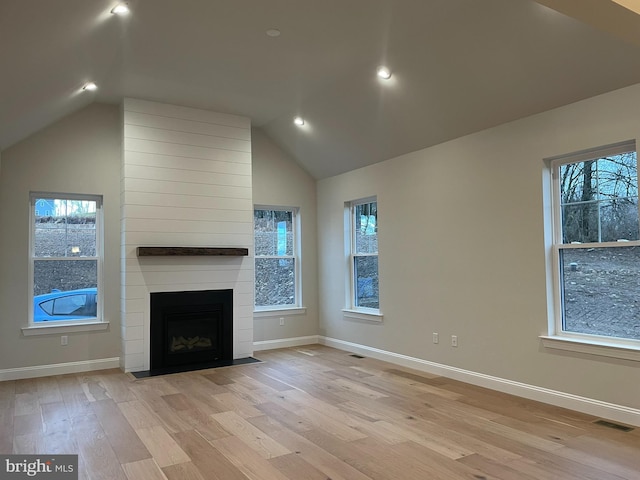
552;144;640;341
350;199;379;310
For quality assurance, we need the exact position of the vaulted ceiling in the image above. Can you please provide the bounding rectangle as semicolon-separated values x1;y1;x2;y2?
2;0;640;178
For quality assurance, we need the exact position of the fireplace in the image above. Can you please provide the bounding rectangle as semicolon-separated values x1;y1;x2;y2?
150;289;233;371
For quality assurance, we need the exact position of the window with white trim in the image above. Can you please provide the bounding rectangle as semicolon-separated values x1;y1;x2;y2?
348;198;379;311
549;141;640;344
254;207;300;309
30;193;103;325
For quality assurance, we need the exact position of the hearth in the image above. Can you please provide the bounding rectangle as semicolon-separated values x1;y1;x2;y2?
150;289;233;371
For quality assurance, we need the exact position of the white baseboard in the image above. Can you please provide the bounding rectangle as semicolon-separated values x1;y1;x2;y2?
0;357;121;381
320;336;640;428
253;335;319;352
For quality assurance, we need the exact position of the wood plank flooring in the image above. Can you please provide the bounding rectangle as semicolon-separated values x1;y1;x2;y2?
1;345;639;480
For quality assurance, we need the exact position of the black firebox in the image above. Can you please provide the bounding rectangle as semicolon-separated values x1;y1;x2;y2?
150;289;233;370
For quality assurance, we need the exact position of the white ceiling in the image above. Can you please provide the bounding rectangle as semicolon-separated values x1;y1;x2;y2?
2;0;640;178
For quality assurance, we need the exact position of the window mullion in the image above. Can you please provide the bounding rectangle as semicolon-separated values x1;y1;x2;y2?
558;240;640;250
33;256;100;261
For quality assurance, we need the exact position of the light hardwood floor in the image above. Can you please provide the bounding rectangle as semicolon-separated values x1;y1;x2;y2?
1;345;639;480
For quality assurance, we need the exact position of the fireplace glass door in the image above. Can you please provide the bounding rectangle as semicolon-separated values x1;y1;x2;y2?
150;289;233;370
166;310;221;365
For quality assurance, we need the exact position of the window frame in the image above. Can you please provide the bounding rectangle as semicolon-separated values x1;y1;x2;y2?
27;192;105;330
543;141;640;358
343;197;382;321
253;205;303;313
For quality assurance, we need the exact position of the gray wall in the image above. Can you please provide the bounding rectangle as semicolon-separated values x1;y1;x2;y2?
2;87;637;414
0;106;318;372
317;83;640;410
0;103;121;369
251;128;319;342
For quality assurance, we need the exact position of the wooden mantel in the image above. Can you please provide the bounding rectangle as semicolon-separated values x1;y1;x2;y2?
137;247;249;257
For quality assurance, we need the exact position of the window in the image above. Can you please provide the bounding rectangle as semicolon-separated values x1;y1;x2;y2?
347;198;379;312
30;194;102;324
549;141;640;345
254;207;300;309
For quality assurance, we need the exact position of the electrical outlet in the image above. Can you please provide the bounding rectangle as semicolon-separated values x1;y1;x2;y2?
432;333;439;344
61;335;68;346
451;335;458;347
279;317;285;326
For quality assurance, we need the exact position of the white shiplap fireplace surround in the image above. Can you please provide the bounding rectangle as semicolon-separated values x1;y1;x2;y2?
120;99;254;372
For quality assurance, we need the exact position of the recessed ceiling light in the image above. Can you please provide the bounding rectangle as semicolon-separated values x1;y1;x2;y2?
266;29;281;37
83;82;98;91
377;66;392;80
293;116;305;126
111;3;130;15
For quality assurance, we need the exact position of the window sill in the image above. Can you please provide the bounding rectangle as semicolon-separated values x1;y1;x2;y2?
254;307;307;318
342;308;383;323
540;335;640;362
22;320;110;336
